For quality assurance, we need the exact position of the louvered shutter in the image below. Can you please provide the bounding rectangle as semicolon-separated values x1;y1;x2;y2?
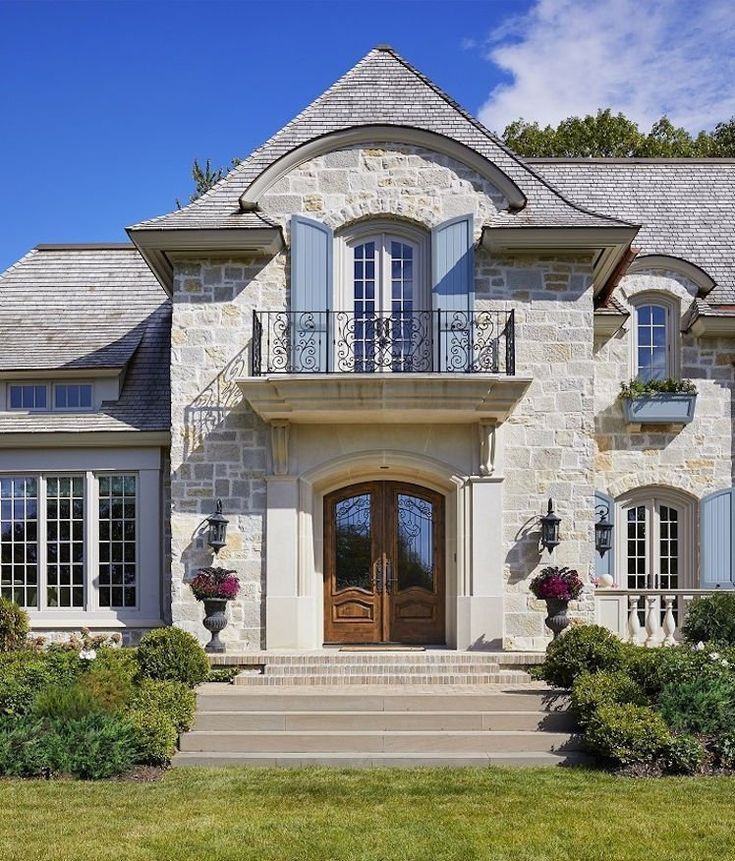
700;488;735;588
432;215;474;372
291;216;332;372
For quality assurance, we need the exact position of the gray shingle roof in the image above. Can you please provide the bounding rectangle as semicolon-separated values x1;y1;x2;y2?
530;159;735;304
0;246;170;433
129;47;628;234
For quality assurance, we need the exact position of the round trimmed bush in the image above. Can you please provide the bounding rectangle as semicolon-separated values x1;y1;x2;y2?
136;628;209;688
538;625;626;688
131;679;196;732
584;703;671;766
571;670;647;727
128;707;178;766
0;650;80;716
0;598;29;652
682;593;735;646
661;734;707;775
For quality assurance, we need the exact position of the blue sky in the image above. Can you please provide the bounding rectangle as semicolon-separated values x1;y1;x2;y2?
1;0;734;271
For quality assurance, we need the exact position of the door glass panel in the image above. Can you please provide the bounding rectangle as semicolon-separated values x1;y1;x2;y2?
353;242;376;373
335;493;372;591
390;241;414;371
658;504;679;589
396;494;433;591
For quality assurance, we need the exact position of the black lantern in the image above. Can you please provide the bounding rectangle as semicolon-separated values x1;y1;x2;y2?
206;499;229;554
595;504;614;558
540;498;561;553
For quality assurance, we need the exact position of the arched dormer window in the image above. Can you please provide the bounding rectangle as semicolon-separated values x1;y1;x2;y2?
630;294;679;381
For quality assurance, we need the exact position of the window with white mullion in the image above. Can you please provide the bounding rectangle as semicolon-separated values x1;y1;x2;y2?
45;475;85;608
98;474;138;609
0;477;39;608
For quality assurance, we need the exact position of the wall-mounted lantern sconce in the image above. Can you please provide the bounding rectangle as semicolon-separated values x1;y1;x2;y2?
595;504;614;558
540;498;561;553
205;499;229;555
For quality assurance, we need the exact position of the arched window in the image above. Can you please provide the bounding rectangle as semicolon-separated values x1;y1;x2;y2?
630;294;679;381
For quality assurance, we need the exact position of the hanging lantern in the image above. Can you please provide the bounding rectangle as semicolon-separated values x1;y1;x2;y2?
540;498;561;553
595;504;614;558
206;499;229;554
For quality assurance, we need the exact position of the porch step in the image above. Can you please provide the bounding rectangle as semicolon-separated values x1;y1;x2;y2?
232;671;531;686
174;685;579;769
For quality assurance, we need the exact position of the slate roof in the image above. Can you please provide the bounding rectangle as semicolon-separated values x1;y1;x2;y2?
529;159;735;304
0;246;170;434
129;46;629;234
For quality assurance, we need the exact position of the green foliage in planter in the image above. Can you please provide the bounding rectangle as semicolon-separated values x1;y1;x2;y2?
207;666;240;683
130;679;196;732
128;707;178;766
682;593;735;647
584;703;672;766
661;734;707;775
538;625;627;688
571;670;647;727
0;713;138;779
619;378;697;399
659;675;735;737
0;598;29;652
136;628;209;688
0;650;80;716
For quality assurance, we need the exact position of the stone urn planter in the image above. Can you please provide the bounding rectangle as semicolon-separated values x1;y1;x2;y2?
544;598;571;640
202;598;229;653
189;566;241;654
529;566;584;642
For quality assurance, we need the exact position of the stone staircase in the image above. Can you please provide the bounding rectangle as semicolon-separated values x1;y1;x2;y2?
174;652;583;768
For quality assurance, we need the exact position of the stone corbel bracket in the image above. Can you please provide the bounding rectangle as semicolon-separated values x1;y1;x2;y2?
270;420;290;475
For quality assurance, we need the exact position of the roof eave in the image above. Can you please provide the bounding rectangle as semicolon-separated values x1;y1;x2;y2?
127;227;285;294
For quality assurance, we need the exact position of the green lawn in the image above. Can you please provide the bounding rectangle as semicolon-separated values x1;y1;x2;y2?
2;767;733;861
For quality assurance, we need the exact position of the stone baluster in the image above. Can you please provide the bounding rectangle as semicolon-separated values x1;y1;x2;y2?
645;594;661;647
662;595;677;646
627;595;642;644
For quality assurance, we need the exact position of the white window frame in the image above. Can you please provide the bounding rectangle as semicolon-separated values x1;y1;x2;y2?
335;220;429;313
0;448;162;627
7;383;49;412
4;381;96;413
630;293;680;381
615;486;697;590
53;382;94;412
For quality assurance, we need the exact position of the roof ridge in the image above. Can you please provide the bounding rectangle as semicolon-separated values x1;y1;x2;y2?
35;243;138;251
527;158;735;165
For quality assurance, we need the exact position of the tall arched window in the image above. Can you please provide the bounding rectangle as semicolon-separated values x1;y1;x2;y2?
630;295;679;381
336;222;429;372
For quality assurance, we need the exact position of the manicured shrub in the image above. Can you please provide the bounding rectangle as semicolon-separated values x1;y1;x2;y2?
0;598;29;652
130;679;196;732
31;683;105;721
571;670;647;727
538;625;626;688
78;652;137;713
661;734;707;775
0;716;58;777
59;713;139;779
128;708;178;766
0;650;80;716
207;666;240;683
682;593;735;647
659;675;735;737
584;703;671;766
136;628;209;688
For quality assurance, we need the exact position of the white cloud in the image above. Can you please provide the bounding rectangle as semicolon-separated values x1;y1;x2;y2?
477;0;735;134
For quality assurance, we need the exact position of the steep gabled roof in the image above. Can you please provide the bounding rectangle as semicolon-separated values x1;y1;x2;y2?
129;46;629;234
530;159;735;304
0;245;170;433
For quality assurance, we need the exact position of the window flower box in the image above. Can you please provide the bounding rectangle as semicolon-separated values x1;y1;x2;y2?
620;379;697;426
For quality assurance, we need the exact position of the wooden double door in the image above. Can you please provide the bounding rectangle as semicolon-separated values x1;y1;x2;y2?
324;481;445;644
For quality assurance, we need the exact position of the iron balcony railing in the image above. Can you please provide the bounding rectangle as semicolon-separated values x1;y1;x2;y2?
251;309;515;376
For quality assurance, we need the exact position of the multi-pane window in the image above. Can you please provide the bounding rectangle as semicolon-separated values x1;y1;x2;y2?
54;384;93;410
9;385;47;410
0;473;138;612
635;303;670;381
0;478;38;606
98;475;137;608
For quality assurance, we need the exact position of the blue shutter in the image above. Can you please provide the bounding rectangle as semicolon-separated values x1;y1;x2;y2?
700;488;735;588
594;490;615;582
291;215;332;372
432;215;474;372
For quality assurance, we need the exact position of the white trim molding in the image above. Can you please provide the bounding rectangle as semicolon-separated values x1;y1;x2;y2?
628;254;716;297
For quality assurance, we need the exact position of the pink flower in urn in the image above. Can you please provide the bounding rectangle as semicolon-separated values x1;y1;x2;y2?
190;566;241;601
529;566;584;603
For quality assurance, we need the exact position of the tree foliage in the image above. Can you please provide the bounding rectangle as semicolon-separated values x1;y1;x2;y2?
176;157;241;208
500;109;735;158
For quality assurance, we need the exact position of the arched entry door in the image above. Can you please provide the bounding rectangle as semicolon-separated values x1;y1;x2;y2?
324;481;445;644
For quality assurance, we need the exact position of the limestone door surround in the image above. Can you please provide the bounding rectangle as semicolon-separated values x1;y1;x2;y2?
261;421;505;650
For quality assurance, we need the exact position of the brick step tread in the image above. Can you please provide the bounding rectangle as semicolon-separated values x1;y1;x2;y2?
233;674;532;686
242;657;512;665
178;729;581;754
261;664;503;674
173;750;590;768
209;653;546;666
192;709;575;732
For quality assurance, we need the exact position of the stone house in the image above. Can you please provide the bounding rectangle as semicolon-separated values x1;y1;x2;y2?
3;46;735;653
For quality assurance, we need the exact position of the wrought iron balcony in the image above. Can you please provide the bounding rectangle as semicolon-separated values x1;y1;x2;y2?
251;310;515;376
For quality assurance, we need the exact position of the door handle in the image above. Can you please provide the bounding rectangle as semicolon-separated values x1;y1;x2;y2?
385;559;394;594
374;559;383;594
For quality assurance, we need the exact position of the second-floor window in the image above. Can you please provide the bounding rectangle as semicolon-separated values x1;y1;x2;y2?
632;297;677;381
